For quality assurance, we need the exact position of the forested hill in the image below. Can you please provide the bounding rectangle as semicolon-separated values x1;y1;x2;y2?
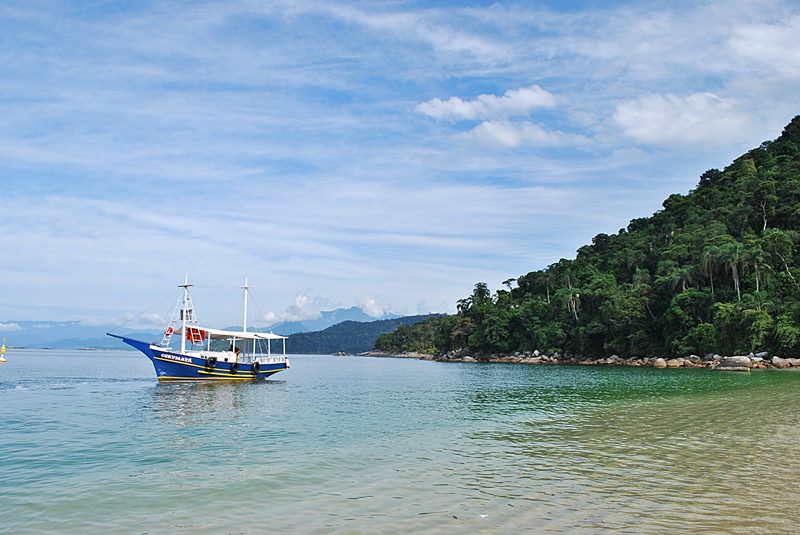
285;314;441;354
379;116;800;359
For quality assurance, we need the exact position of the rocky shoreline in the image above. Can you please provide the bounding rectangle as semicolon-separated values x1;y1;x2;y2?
359;349;800;371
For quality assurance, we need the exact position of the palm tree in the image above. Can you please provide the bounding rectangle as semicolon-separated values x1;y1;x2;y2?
472;282;491;304
456;296;473;314
744;240;768;293
719;241;744;301
702;244;721;299
657;260;693;293
564;275;580;323
566;291;581;323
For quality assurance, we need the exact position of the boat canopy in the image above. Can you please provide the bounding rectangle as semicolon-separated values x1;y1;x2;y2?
173;326;287;341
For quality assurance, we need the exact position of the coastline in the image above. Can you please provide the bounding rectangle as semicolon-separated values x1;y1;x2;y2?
359;349;800;370
359;350;431;359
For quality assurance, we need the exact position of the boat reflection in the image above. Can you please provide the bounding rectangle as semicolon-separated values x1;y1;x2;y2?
146;380;285;426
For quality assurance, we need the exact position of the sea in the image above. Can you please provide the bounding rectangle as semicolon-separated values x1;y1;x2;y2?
2;350;800;534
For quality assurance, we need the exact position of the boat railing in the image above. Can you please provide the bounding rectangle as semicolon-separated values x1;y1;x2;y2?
251;354;289;365
184;350;288;365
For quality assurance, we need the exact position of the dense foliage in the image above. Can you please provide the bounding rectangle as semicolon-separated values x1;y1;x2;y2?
382;116;800;358
286;314;441;354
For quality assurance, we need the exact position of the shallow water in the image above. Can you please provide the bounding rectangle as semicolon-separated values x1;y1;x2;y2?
2;350;799;533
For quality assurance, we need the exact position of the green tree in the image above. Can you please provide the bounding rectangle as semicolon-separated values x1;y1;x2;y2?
719;241;745;301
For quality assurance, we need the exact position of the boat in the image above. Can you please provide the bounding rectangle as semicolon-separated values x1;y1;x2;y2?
0;337;6;362
108;276;289;381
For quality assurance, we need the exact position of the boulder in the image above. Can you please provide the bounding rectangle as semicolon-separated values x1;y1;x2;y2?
653;358;667;368
666;358;683;368
533;349;540;357
788;358;800;367
687;355;701;364
462;356;476;362
715;356;751;371
772;357;790;369
755;351;770;359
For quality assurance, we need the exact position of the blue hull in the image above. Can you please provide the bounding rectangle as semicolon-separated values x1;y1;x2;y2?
108;335;288;381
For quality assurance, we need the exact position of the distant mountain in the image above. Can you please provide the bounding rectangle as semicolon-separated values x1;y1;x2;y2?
269;307;400;335
0;320;157;349
286;314;442;355
0;306;406;349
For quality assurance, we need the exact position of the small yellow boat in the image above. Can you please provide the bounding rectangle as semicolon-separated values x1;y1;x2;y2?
0;337;7;362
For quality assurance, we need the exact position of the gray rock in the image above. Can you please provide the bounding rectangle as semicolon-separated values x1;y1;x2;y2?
687;355;701;364
755;351;770;359
772;356;790;369
749;356;763;363
715;356;751;371
787;358;800;367
533;349;540;357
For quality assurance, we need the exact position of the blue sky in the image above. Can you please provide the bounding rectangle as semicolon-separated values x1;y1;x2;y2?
1;0;800;329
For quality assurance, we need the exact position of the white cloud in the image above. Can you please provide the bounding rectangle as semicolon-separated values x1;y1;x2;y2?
416;85;556;121
730;15;800;80
0;322;21;331
359;296;389;318
460;120;586;148
262;290;332;326
138;312;167;327
320;3;508;62
613;92;750;147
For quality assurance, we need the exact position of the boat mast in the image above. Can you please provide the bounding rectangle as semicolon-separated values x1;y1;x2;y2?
243;277;251;357
179;274;191;354
242;277;249;333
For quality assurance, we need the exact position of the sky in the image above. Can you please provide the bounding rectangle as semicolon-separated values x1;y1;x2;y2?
1;0;800;329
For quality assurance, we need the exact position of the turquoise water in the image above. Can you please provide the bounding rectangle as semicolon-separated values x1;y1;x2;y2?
2;350;800;533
